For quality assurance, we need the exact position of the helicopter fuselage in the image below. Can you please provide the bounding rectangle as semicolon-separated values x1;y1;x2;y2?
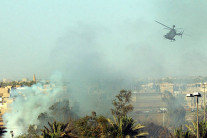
164;29;176;41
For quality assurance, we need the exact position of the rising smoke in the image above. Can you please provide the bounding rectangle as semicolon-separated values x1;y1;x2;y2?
162;91;186;127
3;1;207;137
3;73;76;137
49;23;168;116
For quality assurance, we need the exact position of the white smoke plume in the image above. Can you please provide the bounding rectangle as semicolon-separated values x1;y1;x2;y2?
3;72;71;137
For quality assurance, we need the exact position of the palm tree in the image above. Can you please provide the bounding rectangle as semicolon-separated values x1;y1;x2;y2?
0;127;6;137
41;121;77;138
171;126;192;138
185;121;207;138
107;116;148;137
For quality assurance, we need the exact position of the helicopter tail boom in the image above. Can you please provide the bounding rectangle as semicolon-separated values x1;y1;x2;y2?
177;31;184;38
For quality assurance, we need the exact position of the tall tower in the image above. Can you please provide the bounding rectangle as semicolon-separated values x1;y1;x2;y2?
33;74;36;82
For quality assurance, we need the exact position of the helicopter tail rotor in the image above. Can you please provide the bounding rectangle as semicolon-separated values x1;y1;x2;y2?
180;31;184;38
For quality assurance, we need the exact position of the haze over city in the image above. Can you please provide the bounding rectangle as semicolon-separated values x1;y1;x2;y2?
0;1;207;81
1;1;207;138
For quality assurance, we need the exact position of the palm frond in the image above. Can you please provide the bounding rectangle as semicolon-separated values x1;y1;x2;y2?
132;124;145;131
135;132;149;137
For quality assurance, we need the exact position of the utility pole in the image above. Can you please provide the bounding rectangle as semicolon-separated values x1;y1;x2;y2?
197;96;199;138
203;83;206;122
162;102;165;127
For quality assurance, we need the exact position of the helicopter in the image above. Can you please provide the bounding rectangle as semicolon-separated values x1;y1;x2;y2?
155;20;184;41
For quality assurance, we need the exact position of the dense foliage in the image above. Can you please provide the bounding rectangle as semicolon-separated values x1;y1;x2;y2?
8;89;149;138
0;80;36;87
6;88;207;138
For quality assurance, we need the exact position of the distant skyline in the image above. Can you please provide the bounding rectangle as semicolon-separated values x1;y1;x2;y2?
1;1;207;80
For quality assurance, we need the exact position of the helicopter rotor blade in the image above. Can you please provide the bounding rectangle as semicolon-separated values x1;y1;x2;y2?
163;28;171;30
155;20;172;29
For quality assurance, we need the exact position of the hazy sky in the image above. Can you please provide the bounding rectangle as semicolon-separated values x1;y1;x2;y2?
0;1;207;80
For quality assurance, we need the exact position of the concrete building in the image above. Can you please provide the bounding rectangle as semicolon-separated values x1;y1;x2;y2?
0;88;10;98
22;78;29;82
159;82;174;93
2;79;11;83
132;92;167;111
0;87;12;114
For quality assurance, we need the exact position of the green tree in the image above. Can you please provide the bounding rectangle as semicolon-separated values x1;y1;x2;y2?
49;99;78;122
108;89;148;137
76;113;111;137
111;89;133;121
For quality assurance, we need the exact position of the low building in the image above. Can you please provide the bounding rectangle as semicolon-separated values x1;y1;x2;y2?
0;87;12;114
22;78;29;82
160;82;174;94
